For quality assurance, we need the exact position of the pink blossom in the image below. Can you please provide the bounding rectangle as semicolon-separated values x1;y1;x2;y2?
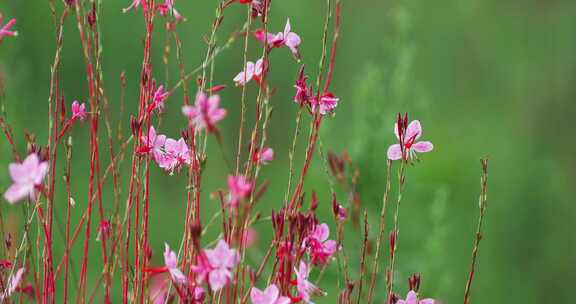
396;290;435;304
4;153;48;204
294;261;318;303
164;243;187;284
233;58;264;86
159;138;191;174
250;284;291;304
71;100;87;121
0;15;17;40
203;240;240;291
227;175;253;208
182;91;227;132
294;66;311;105
140;126;167;165
255;19;301;56
157;0;184;21
150;85;169;113
304;223;338;265
387;119;433;161
259;147;274;165
0;267;25;300
311;92;339;115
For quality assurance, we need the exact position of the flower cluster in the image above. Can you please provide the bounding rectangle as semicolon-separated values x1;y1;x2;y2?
293;66;339;115
192;239;240;291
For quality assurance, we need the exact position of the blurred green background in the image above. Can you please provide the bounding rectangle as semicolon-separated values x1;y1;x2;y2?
1;0;576;303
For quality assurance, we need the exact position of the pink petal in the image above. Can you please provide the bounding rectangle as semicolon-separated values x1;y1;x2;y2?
406;290;418;304
8;163;27;184
420;299;435;304
406;120;422;140
413;141;433;153
285;32;301;52
313;223;330;242
208;268;231;291
387;144;402;160
4;184;30;204
283;19;291;37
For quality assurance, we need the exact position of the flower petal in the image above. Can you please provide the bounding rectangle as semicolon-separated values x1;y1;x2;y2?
387;144;402;160
413;141;433;153
406;120;422;140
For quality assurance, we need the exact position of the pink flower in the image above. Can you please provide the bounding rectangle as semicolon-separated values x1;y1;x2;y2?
304;223;338;265
71;100;87;121
140;126;167;165
311;92;339;115
233;58;264;86
164;243;187;284
150;85;169;113
255;19;301;56
160;138;191;174
294;261;319;303
396;290;435;304
4;153;48;204
250;284;291;304
227;175;253;208
157;0;184;21
294;66;311;105
203;240;240;291
387;119;433;161
0;267;25;300
0;15;17;40
182;91;227;132
259;147;274;165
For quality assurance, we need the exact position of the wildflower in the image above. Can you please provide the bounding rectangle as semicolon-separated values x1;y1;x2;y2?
140;126;167;164
304;223;338;265
71;100;87;121
255;19;301;56
160;138;191;173
182;91;227;132
253;147;274;165
149;85;169;114
396;290;435;304
200;239;240;291
233;58;264;86
0;15;17;40
227;175;253;208
0;267;25;300
294;66;311;105
294;261;319;303
4;153;48;204
164;243;187;284
250;284;291;304
387;118;433;161
311;92;339;115
157;0;184;21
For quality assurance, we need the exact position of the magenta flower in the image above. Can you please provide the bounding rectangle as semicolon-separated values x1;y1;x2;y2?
294;66;311;105
311;92;339;115
304;223;338;265
160;138;191;174
255;19;301;56
163;243;187;285
227;175;253;208
250;284;291;304
387;119;433;161
233;58;264;86
396;290;435;304
0;267;25;300
294;261;319;303
150;85;169;113
182;91;227;132
259;147;274;165
141;126;167;165
203;240;240;291
71;100;87;121
4;153;48;204
157;0;184;21
0;15;17;40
